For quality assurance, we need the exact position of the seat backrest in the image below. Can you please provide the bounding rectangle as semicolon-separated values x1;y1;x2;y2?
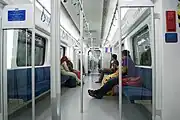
43;67;50;81
15;69;29;89
7;70;16;95
135;67;152;90
35;67;44;83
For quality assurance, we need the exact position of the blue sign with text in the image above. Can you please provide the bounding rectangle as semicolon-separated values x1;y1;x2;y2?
8;9;26;21
165;33;178;43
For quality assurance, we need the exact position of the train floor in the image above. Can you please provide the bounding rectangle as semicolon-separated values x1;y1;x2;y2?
9;74;151;120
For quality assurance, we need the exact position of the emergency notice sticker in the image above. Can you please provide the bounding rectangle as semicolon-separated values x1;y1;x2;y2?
166;11;176;32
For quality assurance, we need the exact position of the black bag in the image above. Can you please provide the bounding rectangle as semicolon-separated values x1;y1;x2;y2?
65;77;76;88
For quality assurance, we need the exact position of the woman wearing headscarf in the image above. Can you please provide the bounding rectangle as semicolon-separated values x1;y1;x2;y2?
60;56;81;86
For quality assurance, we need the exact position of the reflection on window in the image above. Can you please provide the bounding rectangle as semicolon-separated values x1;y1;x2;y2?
17;29;46;66
132;26;151;66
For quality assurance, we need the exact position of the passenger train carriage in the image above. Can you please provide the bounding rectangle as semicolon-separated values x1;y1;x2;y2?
0;0;179;120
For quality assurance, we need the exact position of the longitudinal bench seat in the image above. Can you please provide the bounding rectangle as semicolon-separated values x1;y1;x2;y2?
122;86;152;103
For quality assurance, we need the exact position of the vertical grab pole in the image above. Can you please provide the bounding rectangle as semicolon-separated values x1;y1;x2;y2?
0;18;2;118
56;0;61;119
32;0;36;120
93;40;95;71
2;26;7;120
151;7;156;120
51;0;61;119
92;38;94;72
80;9;84;113
91;37;93;72
26;29;28;66
118;2;122;120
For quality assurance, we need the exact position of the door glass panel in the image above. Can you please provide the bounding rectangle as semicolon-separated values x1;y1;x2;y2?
7;29;32;120
121;7;153;120
34;30;50;120
0;17;2;116
0;63;1;114
0;80;1;114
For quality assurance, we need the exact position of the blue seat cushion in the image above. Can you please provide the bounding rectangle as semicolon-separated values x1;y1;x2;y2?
123;86;152;101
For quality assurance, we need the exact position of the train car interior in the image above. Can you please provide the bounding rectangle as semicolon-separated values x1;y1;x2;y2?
0;0;179;120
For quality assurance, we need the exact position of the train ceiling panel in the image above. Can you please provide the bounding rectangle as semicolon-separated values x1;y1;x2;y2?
63;0;105;47
62;0;80;30
101;0;117;40
82;0;104;47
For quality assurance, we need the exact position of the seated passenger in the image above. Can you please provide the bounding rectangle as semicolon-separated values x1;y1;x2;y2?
61;56;81;86
140;47;151;66
66;59;80;79
88;50;136;99
101;68;119;96
95;54;119;83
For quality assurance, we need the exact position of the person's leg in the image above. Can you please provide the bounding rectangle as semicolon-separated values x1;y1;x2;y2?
96;68;113;83
62;71;81;85
73;70;80;79
89;77;119;99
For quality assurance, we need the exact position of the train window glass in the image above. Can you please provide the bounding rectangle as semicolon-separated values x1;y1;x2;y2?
17;29;46;66
132;27;151;66
60;45;66;58
122;43;125;50
60;46;63;58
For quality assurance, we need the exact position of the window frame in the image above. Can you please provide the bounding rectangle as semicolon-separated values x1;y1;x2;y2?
16;29;47;67
132;25;152;67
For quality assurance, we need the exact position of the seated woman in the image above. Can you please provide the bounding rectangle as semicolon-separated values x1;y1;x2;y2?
88;50;136;99
61;56;81;86
66;59;81;79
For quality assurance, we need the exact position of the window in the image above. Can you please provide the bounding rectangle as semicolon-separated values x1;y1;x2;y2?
17;29;46;66
60;45;66;58
132;26;151;66
122;43;125;50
